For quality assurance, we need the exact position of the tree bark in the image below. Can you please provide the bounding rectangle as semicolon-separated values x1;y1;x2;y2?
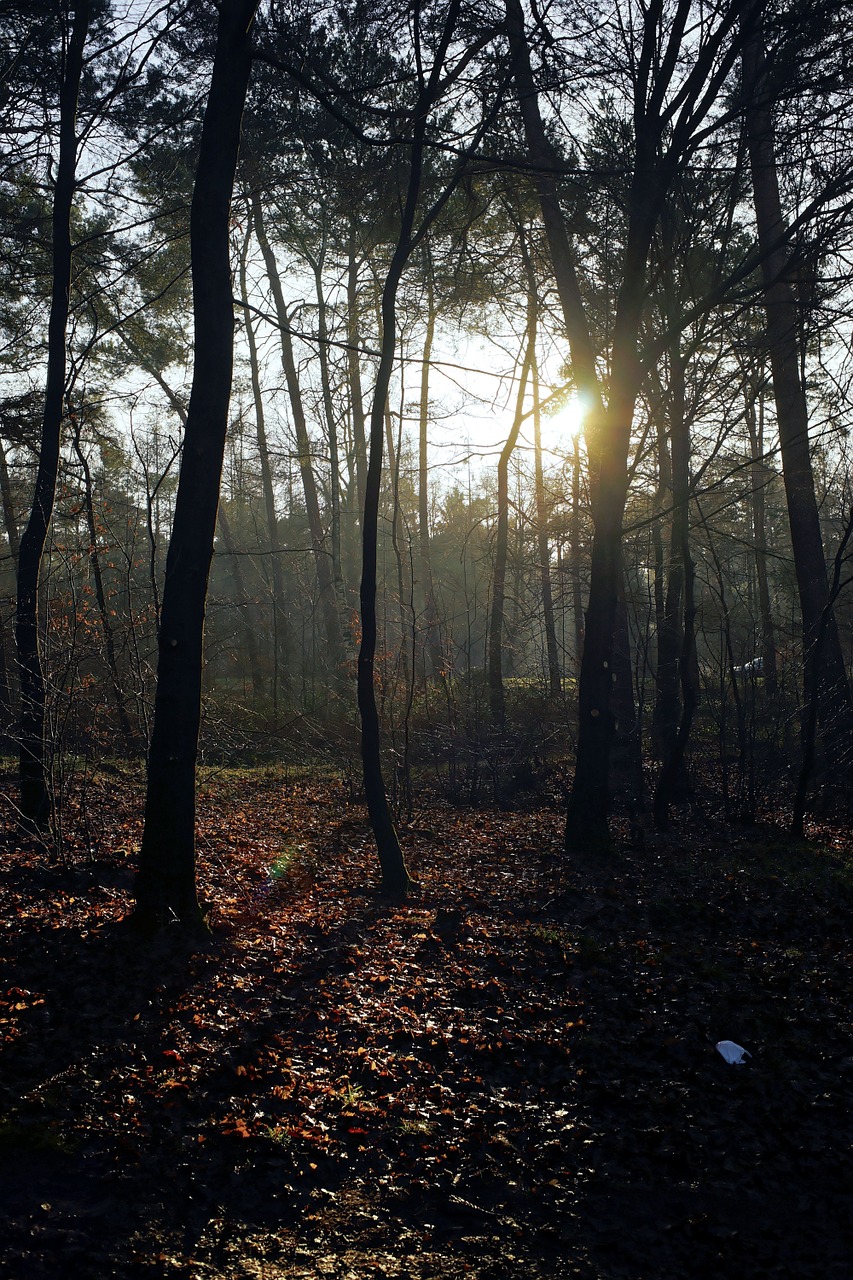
15;0;90;825
311;248;342;588
742;5;853;765
133;0;257;930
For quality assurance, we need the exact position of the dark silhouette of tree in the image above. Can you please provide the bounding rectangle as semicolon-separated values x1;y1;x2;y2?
133;0;258;930
16;0;91;826
742;0;853;770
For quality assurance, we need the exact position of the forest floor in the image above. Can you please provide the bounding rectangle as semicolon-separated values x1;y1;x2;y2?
0;763;851;1279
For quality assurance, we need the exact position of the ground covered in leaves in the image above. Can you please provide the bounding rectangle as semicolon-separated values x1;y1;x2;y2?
0;765;851;1278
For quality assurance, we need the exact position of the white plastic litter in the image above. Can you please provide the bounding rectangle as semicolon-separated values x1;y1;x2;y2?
715;1040;751;1065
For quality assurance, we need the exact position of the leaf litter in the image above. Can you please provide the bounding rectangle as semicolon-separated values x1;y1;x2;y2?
0;765;851;1278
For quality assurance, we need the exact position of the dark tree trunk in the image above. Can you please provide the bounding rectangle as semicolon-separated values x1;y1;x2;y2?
133;0;257;930
564;389;636;852
570;435;585;666
611;563;642;800
742;7;853;763
507;0;657;851
359;251;416;897
16;0;89;825
650;390;672;756
0;436;19;741
0;437;20;562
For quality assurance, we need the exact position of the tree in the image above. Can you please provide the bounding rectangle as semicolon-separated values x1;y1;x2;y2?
133;0;258;930
741;0;853;770
16;0;90;825
507;0;745;852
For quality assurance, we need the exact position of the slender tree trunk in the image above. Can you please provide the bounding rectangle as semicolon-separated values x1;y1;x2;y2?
650;390;672;755
653;348;699;827
745;383;778;694
0;437;20;562
359;0;462;895
0;436;19;739
653;332;690;781
239;228;289;707
312;251;342;587
133;0;257;930
347;222;368;524
611;563;642;799
383;398;411;694
251;190;344;677
742;6;853;763
488;301;534;723
417;259;443;676
216;504;263;700
16;0;89;825
70;414;137;751
360;260;416;896
532;361;561;697
570;435;584;666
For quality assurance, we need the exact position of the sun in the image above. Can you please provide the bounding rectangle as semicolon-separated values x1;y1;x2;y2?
554;391;589;441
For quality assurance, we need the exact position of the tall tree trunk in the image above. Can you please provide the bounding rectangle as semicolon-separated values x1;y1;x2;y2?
570;434;584;666
312;250;342;588
70;413;137;752
383;397;411;694
0;437;20;562
650;385;672;755
216;503;263;701
507;0;643;851
488;300;534;723
0;436;19;740
133;0;257;930
359;252;416;897
417;257;443;676
611;563;642;799
251;190;344;678
653;347;699;827
347;221;368;524
239;228;289;707
16;0;89;826
359;0;462;895
742;6;853;764
532;360;561;698
744;382;778;694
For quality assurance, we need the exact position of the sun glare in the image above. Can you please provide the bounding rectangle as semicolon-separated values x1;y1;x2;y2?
554;392;588;441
